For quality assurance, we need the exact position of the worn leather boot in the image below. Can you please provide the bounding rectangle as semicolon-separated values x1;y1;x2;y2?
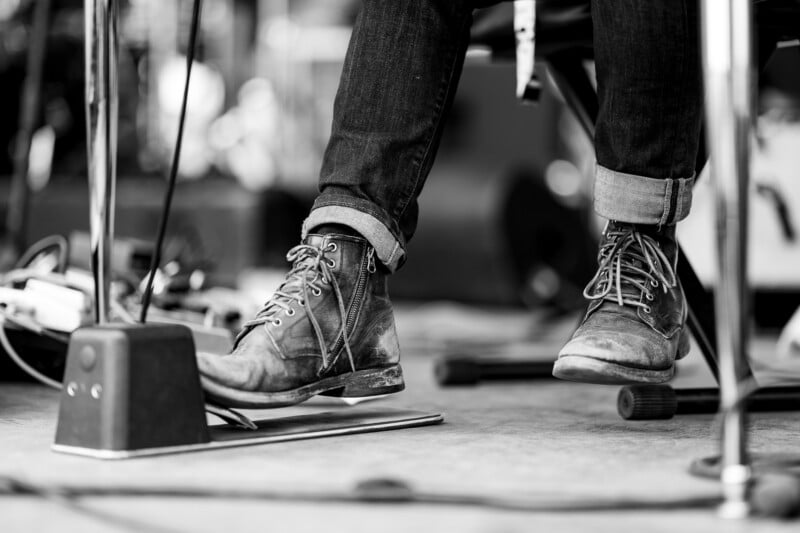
553;221;689;384
197;231;404;408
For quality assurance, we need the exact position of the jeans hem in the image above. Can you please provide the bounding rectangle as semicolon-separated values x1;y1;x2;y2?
302;205;405;272
594;165;695;225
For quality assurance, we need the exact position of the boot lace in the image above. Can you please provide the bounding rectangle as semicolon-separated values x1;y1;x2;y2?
238;242;356;373
583;224;678;313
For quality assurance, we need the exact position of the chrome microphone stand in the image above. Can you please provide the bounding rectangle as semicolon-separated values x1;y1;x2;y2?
701;0;754;518
84;0;118;324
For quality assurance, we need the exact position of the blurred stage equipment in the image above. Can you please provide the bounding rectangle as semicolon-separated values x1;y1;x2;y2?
2;0;51;268
53;0;441;459
394;0;597;310
390;60;597;310
392;160;596;310
14;177;309;288
254;1;353;189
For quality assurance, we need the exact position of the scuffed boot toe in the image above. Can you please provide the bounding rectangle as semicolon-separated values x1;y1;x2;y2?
554;329;678;385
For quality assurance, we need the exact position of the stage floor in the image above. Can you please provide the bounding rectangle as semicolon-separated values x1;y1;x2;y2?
2;304;799;532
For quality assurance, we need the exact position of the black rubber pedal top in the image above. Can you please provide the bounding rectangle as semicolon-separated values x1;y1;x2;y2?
617;384;678;420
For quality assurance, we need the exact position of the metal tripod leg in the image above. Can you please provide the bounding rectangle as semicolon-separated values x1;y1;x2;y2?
701;0;753;518
84;0;118;324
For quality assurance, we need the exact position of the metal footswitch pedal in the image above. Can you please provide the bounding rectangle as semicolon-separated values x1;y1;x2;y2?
53;323;210;454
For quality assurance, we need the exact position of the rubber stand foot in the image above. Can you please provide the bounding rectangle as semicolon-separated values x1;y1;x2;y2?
617;384;678;420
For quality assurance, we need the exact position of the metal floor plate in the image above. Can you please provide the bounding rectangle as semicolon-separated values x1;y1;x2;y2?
51;408;444;459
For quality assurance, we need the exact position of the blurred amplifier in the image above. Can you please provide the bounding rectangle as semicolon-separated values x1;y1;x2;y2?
390;61;596;308
391;164;596;309
68;232;153;279
5;176;311;287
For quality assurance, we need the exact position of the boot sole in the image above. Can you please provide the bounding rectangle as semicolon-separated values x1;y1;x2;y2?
552;355;675;385
201;365;405;409
553;327;690;385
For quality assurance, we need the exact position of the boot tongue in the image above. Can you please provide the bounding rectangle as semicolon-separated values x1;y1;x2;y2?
628;222;676;246
603;223;649;296
609;221;673;239
606;223;644;269
304;234;328;249
608;221;676;265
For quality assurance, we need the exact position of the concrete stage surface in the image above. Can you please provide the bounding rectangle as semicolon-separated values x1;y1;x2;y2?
1;304;799;532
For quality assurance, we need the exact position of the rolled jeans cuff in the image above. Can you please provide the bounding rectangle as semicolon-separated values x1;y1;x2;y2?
302;205;405;272
594;165;695;225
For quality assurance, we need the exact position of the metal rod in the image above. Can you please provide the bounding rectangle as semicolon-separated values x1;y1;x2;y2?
700;0;753;519
84;0;119;323
139;0;203;323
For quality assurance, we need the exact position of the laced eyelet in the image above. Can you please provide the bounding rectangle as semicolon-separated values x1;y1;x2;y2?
651;280;659;288
312;288;322;296
327;242;338;252
285;308;296;316
327;259;336;268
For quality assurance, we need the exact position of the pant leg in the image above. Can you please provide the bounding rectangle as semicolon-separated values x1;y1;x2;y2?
592;0;703;226
303;0;480;271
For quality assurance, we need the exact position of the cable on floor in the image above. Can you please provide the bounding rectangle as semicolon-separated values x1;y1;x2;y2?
0;474;723;514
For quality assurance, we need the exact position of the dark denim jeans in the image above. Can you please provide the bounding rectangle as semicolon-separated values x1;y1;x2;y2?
593;0;701;226
302;0;703;270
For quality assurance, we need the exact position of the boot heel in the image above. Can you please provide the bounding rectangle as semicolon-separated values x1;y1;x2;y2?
324;365;405;398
